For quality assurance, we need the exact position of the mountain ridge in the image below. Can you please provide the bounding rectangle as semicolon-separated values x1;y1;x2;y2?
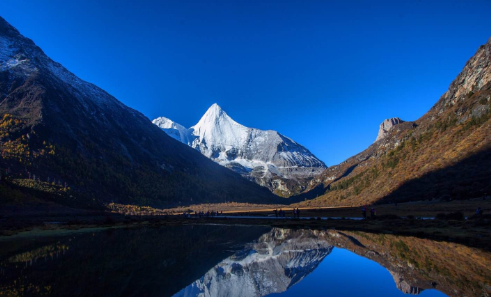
0;16;281;212
298;36;491;207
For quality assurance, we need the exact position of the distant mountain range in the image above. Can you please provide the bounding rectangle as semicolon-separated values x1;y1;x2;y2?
0;16;281;212
153;104;326;196
299;37;491;206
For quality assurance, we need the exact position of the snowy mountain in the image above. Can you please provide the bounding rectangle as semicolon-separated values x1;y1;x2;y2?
153;104;327;196
0;16;280;210
172;228;333;297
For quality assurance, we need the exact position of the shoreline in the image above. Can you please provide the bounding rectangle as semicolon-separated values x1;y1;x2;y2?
2;213;490;251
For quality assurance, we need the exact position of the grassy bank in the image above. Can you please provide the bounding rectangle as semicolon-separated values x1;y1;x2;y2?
154;198;491;218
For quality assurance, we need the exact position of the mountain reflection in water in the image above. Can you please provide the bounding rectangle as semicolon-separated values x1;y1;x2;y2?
0;225;489;297
173;228;333;297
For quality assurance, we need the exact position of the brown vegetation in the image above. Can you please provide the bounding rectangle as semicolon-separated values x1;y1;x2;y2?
298;78;491;208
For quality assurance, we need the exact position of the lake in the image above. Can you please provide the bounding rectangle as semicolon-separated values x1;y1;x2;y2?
1;225;490;296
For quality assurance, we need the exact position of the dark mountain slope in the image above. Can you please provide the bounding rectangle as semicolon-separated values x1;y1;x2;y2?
299;37;491;207
0;16;281;211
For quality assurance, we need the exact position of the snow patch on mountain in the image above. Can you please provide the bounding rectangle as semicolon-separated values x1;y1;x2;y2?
0;36;37;75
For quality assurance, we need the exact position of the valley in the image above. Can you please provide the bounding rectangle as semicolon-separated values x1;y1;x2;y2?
0;15;490;215
0;6;490;295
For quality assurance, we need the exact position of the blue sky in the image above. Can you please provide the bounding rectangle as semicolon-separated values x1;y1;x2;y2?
1;0;490;165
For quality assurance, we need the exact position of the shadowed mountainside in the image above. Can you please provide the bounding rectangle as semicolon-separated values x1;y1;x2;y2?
0;16;283;212
381;146;491;203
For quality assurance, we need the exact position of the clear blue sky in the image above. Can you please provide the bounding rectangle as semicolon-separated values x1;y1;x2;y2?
1;0;490;166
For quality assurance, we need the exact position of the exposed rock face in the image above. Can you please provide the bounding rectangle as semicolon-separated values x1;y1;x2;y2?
437;36;491;109
173;229;333;297
153;104;326;196
390;271;423;295
376;117;405;142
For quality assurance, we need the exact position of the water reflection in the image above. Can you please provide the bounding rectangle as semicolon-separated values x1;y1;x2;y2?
0;226;489;297
173;229;333;297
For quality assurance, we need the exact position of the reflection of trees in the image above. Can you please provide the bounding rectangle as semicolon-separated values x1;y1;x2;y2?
176;228;491;297
0;226;270;297
0;243;69;296
6;243;69;264
322;230;491;297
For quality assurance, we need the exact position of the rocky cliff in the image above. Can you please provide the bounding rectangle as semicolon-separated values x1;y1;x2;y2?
376;118;406;142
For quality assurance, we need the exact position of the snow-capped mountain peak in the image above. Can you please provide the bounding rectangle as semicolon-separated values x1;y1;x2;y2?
152;117;191;143
191;104;249;149
199;103;226;122
153;104;326;196
152;116;184;130
0;16;279;207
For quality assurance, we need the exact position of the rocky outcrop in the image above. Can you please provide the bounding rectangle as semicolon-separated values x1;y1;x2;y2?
376;117;405;142
390;271;424;295
437;36;491;110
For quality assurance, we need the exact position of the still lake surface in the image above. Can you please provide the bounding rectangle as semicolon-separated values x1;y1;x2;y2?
1;225;489;297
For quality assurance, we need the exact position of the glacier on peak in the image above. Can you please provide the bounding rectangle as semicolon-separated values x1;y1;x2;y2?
152;104;326;195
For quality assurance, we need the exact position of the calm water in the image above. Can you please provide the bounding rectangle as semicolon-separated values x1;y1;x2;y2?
1;225;490;297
